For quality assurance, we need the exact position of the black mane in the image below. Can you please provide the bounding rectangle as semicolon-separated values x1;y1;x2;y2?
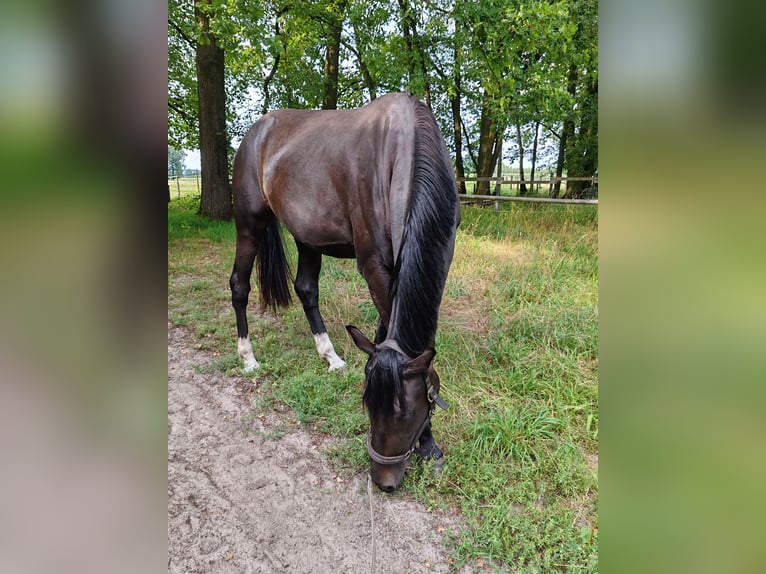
363;348;406;415
388;97;459;358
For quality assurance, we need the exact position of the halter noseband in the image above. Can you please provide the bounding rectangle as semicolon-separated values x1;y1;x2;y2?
365;339;449;466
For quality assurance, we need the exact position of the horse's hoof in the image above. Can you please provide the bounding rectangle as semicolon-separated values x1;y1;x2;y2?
242;359;260;372
415;443;443;461
328;360;347;372
429;456;445;478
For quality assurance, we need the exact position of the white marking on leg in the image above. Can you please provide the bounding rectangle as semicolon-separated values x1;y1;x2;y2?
313;332;347;371
238;337;260;372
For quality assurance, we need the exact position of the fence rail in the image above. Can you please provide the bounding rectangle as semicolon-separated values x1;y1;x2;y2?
458;194;597;205
458;176;596;184
457;175;597;205
168;174;598;205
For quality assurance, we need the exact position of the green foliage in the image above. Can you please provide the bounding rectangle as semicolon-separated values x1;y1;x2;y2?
168;199;598;571
168;0;598;178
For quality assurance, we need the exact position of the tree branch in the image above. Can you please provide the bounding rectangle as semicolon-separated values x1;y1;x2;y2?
430;56;448;81
262;9;287;114
168;19;196;50
168;100;195;125
421;0;452;16
540;121;561;140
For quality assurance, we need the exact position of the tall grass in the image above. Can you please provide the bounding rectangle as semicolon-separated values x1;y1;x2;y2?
168;196;598;572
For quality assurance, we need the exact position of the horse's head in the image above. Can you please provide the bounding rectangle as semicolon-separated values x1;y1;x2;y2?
346;326;446;492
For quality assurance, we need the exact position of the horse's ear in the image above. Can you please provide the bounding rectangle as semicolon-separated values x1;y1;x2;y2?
403;348;435;376
346;325;375;356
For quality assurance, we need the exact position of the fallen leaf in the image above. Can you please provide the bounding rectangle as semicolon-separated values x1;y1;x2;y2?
225;553;233;561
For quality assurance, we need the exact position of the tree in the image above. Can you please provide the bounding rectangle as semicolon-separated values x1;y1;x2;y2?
167;0;596;205
453;0;576;196
321;0;348;110
552;0;598;198
168;0;199;150
168;147;185;177
194;0;232;219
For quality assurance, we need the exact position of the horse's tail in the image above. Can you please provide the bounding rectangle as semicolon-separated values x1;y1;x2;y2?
257;216;293;311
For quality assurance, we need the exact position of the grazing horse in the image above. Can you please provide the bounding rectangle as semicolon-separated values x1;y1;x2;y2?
229;93;460;491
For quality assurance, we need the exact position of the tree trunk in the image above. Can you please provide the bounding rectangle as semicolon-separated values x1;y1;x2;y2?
321;0;347;110
262;10;285;115
530;121;539;192
451;44;466;194
451;93;466;195
494;136;502;196
476;99;501;196
397;0;415;81
563;64;581;198
553;124;568;197
582;75;598;175
352;22;376;100
397;0;430;106
516;122;527;196
567;73;598;198
195;2;232;220
412;29;431;108
553;64;578;198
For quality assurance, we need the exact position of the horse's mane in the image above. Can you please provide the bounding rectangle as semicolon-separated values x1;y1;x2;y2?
363;348;406;415
389;97;459;358
365;96;458;418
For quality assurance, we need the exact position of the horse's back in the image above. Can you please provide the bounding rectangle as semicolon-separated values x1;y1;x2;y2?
234;94;418;257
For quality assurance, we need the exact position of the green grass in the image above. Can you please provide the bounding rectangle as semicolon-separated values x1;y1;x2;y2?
168;195;598;572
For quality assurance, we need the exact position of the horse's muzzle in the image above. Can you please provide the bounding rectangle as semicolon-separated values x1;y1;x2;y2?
370;460;408;492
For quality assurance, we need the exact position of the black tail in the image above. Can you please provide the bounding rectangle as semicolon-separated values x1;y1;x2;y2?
257;217;292;311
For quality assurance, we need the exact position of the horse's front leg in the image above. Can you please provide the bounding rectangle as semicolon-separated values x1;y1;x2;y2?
415;421;444;460
294;243;346;371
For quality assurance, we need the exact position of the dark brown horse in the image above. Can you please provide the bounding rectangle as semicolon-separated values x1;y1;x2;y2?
229;93;460;491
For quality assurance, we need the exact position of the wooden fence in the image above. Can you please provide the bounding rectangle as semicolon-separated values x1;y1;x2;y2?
457;175;598;205
168;174;200;198
168;174;598;205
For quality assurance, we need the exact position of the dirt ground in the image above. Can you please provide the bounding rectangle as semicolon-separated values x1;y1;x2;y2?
168;326;479;574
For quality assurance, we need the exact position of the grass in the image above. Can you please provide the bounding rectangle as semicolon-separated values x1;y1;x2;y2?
168;195;598;572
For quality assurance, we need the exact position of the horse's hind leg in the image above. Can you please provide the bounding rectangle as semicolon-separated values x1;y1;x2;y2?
230;227;260;371
294;242;346;371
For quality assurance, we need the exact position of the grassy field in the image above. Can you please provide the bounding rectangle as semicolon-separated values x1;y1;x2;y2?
168;194;598;572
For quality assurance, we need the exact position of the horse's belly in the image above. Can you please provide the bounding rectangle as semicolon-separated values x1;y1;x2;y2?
315;243;356;258
280;210;355;258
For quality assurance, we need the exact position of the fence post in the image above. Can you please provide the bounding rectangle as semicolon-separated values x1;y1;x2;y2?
196;173;200;195
176;176;181;197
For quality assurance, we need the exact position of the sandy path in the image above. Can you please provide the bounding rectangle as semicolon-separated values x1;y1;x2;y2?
168;327;476;573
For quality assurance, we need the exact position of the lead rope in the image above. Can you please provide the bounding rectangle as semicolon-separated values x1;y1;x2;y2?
367;473;376;574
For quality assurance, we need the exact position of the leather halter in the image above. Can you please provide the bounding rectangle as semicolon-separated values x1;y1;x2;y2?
366;339;449;466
